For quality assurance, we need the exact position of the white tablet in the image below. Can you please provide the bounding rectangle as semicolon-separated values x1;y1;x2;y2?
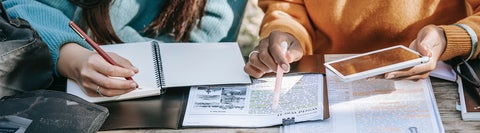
324;45;430;82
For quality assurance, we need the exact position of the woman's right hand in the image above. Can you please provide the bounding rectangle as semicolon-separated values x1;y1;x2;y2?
384;25;446;80
58;43;138;97
244;31;304;78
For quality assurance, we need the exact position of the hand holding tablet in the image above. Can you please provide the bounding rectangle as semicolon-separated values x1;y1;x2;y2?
324;45;430;82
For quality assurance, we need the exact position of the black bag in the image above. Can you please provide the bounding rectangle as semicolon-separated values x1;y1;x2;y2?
0;90;109;133
0;2;53;97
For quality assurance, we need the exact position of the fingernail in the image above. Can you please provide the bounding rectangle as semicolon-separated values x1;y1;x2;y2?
280;41;288;52
281;64;289;72
385;74;395;79
127;71;135;76
132;66;139;72
267;69;273;73
130;83;137;88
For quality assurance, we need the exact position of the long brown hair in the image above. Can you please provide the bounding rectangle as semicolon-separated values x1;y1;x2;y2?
70;0;207;44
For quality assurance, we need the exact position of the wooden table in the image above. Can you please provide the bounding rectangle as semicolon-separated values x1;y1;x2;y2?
98;77;480;133
431;77;480;132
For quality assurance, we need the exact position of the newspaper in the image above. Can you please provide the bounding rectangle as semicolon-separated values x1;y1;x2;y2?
182;73;326;127
280;55;444;133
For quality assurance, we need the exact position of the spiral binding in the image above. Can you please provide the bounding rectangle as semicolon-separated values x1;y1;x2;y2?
151;41;166;92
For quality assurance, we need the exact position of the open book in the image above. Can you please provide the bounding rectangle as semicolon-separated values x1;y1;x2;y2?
182;73;329;127
67;41;252;103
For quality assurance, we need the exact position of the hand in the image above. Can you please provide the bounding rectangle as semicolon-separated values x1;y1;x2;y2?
244;31;303;78
58;43;138;97
385;25;446;80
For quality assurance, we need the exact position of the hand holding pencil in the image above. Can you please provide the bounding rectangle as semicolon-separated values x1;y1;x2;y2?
243;31;303;79
67;21;138;97
242;31;303;108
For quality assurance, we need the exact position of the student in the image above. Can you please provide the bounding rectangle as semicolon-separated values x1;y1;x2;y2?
3;0;233;96
244;0;480;80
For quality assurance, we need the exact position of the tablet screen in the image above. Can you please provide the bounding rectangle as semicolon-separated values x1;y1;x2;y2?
328;47;420;76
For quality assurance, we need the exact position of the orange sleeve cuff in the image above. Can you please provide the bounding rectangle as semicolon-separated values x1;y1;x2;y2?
438;25;472;60
258;0;314;55
260;19;313;55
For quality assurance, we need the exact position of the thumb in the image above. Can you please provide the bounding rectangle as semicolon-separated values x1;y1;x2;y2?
410;39;432;57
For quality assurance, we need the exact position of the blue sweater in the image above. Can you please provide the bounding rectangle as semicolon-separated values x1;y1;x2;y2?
3;0;234;76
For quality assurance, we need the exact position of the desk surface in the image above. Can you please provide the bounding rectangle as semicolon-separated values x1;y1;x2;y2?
98;77;480;133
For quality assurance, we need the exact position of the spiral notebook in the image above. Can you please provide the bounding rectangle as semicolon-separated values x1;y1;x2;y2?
67;41;252;103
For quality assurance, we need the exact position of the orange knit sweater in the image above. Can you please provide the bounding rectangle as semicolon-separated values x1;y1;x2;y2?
258;0;480;60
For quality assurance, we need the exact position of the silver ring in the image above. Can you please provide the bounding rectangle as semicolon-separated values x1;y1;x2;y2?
96;86;104;97
248;51;260;58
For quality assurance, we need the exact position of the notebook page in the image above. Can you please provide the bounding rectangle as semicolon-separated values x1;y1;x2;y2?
100;42;159;90
158;42;251;87
66;41;160;103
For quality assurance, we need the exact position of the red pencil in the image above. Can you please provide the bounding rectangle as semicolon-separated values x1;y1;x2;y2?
273;41;289;109
68;21;135;81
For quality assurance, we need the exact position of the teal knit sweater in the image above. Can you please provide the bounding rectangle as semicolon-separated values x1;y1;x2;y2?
3;0;234;76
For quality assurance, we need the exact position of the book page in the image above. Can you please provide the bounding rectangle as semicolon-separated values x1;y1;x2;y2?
158;42;251;87
429;61;456;82
66;42;161;103
182;74;325;127
281;55;444;133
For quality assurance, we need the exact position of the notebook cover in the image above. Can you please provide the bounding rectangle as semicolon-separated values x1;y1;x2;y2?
98;87;189;130
457;59;480;120
461;82;480;113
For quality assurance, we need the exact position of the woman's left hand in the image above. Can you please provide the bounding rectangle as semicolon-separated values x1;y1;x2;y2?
384;25;447;80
